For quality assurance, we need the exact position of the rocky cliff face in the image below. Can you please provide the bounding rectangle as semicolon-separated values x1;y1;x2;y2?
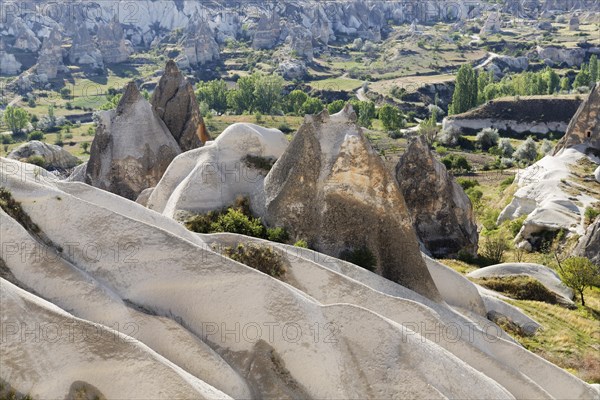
553;83;600;155
264;105;441;301
396;136;478;258
85;82;181;200
151;60;209;150
67;18;104;69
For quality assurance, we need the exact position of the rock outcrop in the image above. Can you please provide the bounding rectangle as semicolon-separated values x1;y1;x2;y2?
263;106;441;301
147;123;288;219
3;155;598;399
467;263;575;306
85;82;181;200
442;96;582;136
68;20;104;69
252;13;282;49
480;12;501;35
0;52;21;75
36;28;64;79
536;46;586;67
151;60;209;150
181;12;220;66
553;83;600;155
7;140;79;172
97;16;134;64
575;218;600;266
11;17;41;52
395;136;478;258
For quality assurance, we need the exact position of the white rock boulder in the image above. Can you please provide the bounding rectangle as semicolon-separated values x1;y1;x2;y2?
147;123;288;218
7;140;80;172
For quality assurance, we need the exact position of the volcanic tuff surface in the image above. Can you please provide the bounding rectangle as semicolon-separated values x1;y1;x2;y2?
85;82;181;200
263;105;440;300
151;60;210;150
1;156;598;399
396;136;479;258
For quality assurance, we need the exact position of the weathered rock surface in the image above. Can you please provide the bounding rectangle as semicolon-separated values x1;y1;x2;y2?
481;54;529;78
11;17;41;52
7;141;79;172
443;96;582;136
68;20;103;69
147;123;288;219
252;13;282;49
395;136;478;258
480;12;501;35
498;146;600;250
467;263;575;306
536;46;586;67
151;60;209;150
85;82;181;200
35;28;64;79
3;155;598;399
181;12;220;66
97;17;134;64
264;106;441;300
0;52;21;75
553;83;600;155
575;218;600;266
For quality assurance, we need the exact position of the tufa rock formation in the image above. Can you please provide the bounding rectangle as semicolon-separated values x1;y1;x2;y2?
151;60;209;150
396;136;479;258
36;28;64;79
252;13;282;49
97;16;134;64
68;19;104;69
7;140;79;172
263;105;441;301
575;217;600;266
180;12;220;66
147;123;288;219
85;82;181;200
553;82;600;155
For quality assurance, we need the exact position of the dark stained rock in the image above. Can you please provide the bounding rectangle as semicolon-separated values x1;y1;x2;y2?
395;136;479;258
85;82;181;200
264;105;441;301
553;83;600;155
151;60;209;150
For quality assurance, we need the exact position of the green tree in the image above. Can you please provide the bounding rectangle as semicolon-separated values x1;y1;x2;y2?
378;104;405;131
560;76;571;92
227;75;256;114
285;90;308;115
557;257;599;306
354;100;376;128
573;64;592;89
449;64;478;115
589;54;599;83
81;141;90;153
543;67;560;94
253;74;284;114
327;100;346;114
3;106;30;136
300;97;324;115
196;79;228;114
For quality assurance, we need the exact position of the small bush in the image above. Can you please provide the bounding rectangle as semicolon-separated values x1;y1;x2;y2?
456;177;479;190
437;126;462;147
211;209;265;237
465;187;483;204
25;155;46;168
266;227;289;243
244;155;275;172
476;128;500;151
584;207;599;225
558;257;600;306
185;212;218;233
294;239;308;248
223;243;286;278
277;122;293;133
507;215;527;237
27;131;44;141
500;176;515;191
479;235;509;265
340;246;377;272
473;276;558;303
